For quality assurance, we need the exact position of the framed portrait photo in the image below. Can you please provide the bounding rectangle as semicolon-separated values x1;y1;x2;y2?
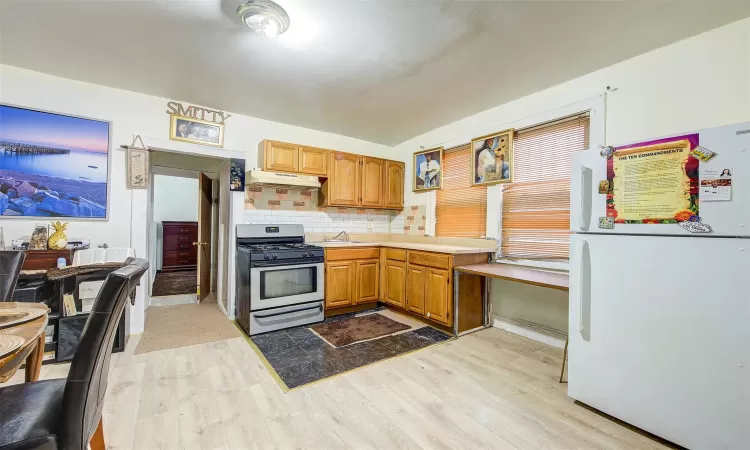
413;147;443;192
471;129;514;186
170;114;224;148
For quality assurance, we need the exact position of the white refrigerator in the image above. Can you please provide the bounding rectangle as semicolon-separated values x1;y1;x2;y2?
569;122;750;449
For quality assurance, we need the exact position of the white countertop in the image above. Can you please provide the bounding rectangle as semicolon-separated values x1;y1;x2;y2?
310;241;496;255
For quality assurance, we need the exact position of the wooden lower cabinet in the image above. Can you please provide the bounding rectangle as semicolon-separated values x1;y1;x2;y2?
405;265;426;315
425;268;451;326
383;260;406;308
355;260;380;303
325;261;354;308
325;248;380;309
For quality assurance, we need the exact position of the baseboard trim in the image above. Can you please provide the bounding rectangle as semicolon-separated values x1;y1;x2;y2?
491;315;567;349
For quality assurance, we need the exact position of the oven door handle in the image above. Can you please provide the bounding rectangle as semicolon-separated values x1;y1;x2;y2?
254;304;323;319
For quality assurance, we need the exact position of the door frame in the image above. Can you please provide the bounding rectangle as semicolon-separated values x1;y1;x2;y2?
146;166;217;300
130;135;244;335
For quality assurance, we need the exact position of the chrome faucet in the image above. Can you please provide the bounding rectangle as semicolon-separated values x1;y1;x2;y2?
326;231;350;242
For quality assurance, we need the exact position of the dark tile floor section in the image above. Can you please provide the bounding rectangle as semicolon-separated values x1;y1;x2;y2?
251;311;450;389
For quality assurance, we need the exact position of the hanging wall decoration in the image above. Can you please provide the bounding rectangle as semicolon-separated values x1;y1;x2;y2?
471;129;514;186
413;147;443;192
0;104;110;219
126;136;149;190
230;158;246;192
167;101;229;148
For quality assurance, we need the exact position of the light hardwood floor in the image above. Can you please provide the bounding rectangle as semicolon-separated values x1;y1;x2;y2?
9;328;671;449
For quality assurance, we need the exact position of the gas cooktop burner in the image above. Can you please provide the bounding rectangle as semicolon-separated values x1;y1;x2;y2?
244;243;321;252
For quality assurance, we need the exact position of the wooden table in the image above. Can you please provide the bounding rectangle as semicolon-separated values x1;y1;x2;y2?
453;263;570;381
0;302;49;383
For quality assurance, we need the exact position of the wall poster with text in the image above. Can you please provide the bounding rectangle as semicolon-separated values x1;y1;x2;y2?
607;134;699;224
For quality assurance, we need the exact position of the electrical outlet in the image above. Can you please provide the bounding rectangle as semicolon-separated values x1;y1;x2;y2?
367;220;373;230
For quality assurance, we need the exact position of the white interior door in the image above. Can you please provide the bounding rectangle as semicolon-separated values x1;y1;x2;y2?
569;233;750;449
571;122;750;237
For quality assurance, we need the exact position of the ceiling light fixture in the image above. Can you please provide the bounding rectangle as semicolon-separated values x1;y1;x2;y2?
236;0;290;38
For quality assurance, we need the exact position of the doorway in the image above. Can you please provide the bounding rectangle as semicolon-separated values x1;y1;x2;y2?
147;151;221;308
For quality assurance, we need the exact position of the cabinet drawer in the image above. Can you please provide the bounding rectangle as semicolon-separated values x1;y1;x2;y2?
325;247;380;261
164;234;195;249
408;251;451;270
384;248;406;262
163;256;197;267
164;249;196;260
163;225;197;235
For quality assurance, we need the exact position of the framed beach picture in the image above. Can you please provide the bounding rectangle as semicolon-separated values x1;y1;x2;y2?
471;129;514;186
170;114;224;148
0;104;110;219
413;147;443;192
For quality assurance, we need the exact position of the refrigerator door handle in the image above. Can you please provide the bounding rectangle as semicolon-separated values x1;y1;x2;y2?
579;166;592;231
576;238;592;340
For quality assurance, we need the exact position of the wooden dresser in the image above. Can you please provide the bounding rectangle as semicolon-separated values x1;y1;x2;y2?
161;221;198;272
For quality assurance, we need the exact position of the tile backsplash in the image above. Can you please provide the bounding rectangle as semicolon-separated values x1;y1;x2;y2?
244;187;391;233
243;187;427;235
391;205;427;236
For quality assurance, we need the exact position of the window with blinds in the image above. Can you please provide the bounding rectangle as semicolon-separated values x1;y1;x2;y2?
501;113;590;260
436;144;487;238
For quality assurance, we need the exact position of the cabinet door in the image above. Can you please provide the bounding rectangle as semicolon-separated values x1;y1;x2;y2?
384;260;406;308
264;141;299;173
328;152;360;206
355;260;380;304
425;268;451;325
299;145;328;176
325;261;354;308
361;157;385;208
406;265;426;315
384;160;405;209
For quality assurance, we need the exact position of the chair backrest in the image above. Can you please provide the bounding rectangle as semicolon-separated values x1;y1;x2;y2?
59;257;148;450
0;251;26;302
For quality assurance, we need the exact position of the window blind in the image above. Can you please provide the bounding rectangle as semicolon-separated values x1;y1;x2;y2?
501;113;590;260
436;144;487;238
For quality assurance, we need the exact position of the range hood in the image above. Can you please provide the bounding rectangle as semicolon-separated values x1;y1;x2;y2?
246;169;321;189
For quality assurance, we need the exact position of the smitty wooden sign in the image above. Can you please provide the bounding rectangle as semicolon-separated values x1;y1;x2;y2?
166;102;231;124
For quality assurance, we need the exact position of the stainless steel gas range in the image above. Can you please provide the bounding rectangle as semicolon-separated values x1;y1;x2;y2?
235;224;324;335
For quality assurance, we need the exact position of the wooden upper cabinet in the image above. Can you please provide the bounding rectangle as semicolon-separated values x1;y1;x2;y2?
261;140;299;173
360;157;385;208
327;152;360;206
355;260;380;304
425;268;451;326
384;260;406;308
259;139;405;210
406;265;426;315
384;160;405;209
299;145;328;176
325;261;354;308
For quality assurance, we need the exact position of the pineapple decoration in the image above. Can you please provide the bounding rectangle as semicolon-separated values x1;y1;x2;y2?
48;221;69;250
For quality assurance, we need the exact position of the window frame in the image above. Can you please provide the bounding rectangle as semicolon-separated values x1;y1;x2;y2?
490;97;606;267
421;95;605;269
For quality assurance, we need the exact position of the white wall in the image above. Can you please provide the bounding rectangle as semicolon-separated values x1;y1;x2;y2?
391;18;750;338
153;175;198;223
0;64;394;334
151;174;198;272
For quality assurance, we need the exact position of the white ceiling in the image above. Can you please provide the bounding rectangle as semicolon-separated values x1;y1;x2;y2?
1;1;748;145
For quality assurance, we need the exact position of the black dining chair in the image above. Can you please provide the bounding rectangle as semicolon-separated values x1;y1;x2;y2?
0;257;149;450
0;251;26;302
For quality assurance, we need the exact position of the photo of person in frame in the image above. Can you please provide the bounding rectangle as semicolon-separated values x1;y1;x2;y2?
471;129;513;186
413;147;443;191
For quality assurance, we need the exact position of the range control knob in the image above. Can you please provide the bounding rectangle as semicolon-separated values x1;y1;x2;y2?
272;254;278;260
302;252;309;257
263;254;270;260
